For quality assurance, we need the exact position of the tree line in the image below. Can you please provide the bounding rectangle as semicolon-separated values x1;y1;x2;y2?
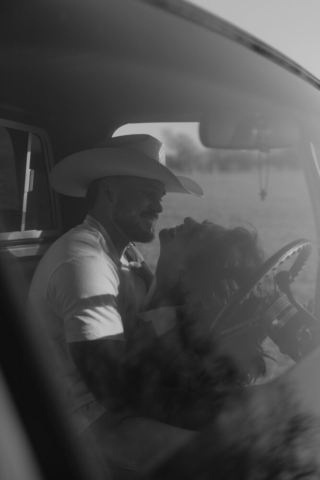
163;130;300;173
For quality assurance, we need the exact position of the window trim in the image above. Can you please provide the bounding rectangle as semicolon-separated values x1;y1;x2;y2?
0;119;61;241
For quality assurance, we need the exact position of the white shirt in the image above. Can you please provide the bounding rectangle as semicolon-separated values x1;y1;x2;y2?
27;215;148;434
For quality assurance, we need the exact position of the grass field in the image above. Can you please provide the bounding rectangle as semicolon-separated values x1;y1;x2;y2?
137;168;318;380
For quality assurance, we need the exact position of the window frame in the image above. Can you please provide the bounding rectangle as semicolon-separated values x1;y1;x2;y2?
0;119;61;242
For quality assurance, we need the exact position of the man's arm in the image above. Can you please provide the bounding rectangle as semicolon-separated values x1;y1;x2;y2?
68;319;184;421
48;253;187;418
48;256;131;411
68;339;128;412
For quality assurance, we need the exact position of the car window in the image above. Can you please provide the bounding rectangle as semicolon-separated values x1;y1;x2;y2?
115;123;317;305
0;121;58;239
0;126;27;232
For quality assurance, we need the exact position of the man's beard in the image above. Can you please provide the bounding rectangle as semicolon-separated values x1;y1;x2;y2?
112;212;156;243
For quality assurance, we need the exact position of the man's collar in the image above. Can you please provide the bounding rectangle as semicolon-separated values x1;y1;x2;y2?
84;215;124;265
85;214;110;241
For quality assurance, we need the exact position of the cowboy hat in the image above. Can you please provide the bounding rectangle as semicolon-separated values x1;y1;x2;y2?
49;134;204;197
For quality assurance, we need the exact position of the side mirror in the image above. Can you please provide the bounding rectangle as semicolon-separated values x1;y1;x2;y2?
199;114;300;150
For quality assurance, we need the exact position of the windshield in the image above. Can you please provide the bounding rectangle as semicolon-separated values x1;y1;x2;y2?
3;1;320;478
115;122;317;305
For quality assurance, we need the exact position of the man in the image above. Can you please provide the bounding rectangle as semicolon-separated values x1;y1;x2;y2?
27;134;203;478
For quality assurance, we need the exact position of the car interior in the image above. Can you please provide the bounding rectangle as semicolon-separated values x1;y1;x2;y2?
1;0;320;478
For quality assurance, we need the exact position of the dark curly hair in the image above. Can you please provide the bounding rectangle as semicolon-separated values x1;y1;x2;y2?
121;223;270;429
184;224;265;306
179;224;267;382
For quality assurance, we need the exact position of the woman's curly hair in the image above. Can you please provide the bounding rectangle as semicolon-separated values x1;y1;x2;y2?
182;225;267;383
185;225;265;306
121;224;271;429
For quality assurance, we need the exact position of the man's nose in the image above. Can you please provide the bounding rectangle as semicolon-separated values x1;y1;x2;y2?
150;198;163;214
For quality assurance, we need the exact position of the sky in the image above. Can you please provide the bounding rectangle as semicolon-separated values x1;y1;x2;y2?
188;0;320;78
117;0;320;143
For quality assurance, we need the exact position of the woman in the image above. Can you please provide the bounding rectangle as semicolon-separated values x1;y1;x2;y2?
124;217;270;429
150;217;264;311
111;218;320;479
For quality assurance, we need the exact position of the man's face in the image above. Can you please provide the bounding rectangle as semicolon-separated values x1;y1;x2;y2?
112;177;166;243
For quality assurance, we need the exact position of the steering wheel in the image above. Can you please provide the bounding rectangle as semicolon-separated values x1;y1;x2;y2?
210;238;313;336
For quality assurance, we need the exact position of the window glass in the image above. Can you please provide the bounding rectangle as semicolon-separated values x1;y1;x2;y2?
114;123;317;305
0;124;56;235
25;134;55;231
0;126;28;232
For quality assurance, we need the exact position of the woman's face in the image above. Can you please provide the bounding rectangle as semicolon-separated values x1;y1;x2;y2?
156;217;226;292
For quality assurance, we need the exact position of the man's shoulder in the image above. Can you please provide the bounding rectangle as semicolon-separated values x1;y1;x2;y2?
51;222;108;258
69;222;103;250
31;222;115;284
36;226;93;267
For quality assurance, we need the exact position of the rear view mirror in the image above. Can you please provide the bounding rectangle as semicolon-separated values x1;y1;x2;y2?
199;114;300;150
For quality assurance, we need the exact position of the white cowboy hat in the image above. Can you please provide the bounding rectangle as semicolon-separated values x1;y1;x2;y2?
49;134;204;197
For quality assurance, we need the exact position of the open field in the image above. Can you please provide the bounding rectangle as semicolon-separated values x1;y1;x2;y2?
138;169;318;304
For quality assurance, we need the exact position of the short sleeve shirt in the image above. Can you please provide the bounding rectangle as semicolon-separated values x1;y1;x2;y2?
27;215;148;434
